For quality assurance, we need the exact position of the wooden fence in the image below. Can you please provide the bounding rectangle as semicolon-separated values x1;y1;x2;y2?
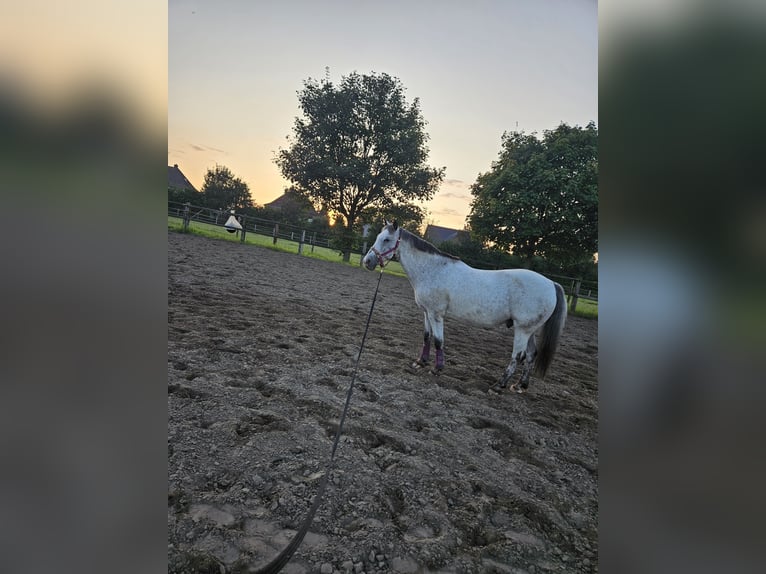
546;274;598;313
168;200;597;312
168;201;334;253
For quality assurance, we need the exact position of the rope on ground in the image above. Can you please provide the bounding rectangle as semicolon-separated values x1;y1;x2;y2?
252;269;385;574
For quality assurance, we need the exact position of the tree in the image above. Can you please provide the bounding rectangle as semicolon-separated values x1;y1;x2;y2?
275;71;444;261
168;185;201;206
200;164;253;212
467;122;597;268
360;202;427;235
263;187;318;227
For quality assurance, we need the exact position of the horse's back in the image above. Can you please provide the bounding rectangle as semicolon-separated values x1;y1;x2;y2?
431;265;556;329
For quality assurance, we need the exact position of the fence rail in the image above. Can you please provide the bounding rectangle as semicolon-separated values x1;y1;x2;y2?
546;274;598;313
168;201;597;312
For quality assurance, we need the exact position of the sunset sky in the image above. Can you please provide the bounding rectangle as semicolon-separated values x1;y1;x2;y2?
169;0;597;230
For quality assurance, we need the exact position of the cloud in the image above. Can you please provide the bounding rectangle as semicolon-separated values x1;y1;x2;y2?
438;178;471;199
189;143;226;153
432;208;462;217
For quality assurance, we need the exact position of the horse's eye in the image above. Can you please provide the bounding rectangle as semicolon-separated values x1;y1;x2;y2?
383;238;390;243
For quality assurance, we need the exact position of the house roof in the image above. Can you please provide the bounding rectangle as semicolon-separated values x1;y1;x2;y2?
168;164;198;192
263;193;298;209
264;191;322;217
424;224;469;245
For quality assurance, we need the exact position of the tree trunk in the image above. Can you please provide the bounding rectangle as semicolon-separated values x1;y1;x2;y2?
341;213;356;262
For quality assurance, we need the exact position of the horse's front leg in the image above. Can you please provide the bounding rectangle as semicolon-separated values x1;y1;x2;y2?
430;316;445;374
413;312;432;368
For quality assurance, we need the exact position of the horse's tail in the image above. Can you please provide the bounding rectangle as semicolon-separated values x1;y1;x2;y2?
534;282;567;378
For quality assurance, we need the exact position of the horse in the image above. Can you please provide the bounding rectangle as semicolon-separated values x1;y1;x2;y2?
362;220;567;392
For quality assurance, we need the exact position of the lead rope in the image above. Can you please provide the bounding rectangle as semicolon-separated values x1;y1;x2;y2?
253;268;385;574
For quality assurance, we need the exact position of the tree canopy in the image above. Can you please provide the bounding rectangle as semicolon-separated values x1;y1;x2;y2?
467;122;598;268
200;165;253;212
275;71;444;260
168;185;201;206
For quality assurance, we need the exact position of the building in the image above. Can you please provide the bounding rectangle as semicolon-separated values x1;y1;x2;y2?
264;190;324;221
263;191;308;212
168;164;198;192
424;224;470;245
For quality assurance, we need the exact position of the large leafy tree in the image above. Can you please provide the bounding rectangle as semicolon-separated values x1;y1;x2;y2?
275;71;444;260
468;122;597;267
360;202;427;236
168;185;201;206
200;164;253;212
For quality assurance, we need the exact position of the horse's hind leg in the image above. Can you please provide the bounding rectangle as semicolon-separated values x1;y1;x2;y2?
515;336;538;391
497;329;533;392
497;357;518;390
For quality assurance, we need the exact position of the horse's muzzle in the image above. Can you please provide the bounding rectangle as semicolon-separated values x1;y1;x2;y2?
362;252;378;270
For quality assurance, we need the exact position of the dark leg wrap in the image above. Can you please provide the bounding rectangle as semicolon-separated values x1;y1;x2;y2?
420;333;431;363
434;339;444;370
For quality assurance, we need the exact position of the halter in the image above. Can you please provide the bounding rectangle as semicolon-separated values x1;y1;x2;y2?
371;229;402;268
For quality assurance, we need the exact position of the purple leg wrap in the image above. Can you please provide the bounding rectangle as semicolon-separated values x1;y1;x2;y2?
435;349;445;369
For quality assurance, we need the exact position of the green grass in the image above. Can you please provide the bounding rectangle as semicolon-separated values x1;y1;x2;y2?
570;297;598;319
168;216;406;276
169;216;597;318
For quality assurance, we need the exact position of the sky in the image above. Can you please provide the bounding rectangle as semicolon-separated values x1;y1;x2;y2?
168;0;597;230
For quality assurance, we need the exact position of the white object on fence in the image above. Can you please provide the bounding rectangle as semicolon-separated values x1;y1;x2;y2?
224;212;243;233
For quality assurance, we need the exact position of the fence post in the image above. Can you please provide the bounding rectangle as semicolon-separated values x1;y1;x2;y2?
360;241;367;266
311;232;316;253
240;216;247;243
273;224;279;245
298;230;306;254
182;202;191;232
569;279;581;313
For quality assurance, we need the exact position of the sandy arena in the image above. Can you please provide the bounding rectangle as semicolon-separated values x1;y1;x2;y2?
168;231;598;573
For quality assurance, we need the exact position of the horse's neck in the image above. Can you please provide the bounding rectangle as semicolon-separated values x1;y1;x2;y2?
397;240;433;287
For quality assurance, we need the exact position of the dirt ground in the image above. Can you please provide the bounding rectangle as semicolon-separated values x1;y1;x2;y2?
168;231;598;574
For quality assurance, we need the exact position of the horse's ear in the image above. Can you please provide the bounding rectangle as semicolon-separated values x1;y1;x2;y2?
383;219;389;228
392;220;398;230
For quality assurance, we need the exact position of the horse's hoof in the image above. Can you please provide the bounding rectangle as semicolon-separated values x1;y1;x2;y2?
430;366;443;376
509;383;526;394
411;359;429;370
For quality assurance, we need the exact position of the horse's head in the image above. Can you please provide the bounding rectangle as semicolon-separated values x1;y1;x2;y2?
363;220;401;270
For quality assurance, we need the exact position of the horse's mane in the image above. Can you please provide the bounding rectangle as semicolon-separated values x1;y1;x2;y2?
398;228;461;261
